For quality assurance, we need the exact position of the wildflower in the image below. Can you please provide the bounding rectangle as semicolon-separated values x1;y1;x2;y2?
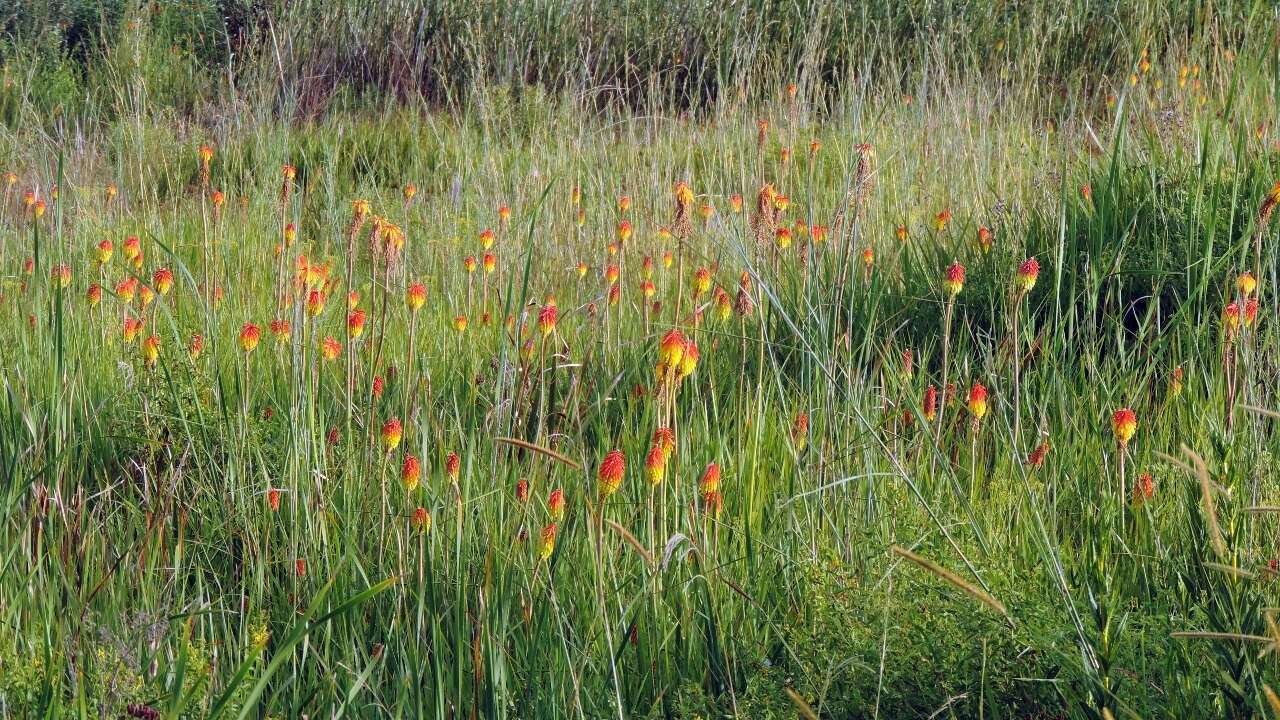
284;223;297;246
1112;408;1137;448
605;265;620;284
123;236;141;263
498;205;511;222
538;303;558;336
1245;298;1259;326
189;334;204;359
211;190;225;209
123;317;144;343
699;203;715;220
792;412;809;449
445;451;460;483
141;335;160;368
978;226;993;253
347;309;367;338
862;247;874;270
295;558;306;577
776;227;792;249
464;256;477;273
306;289;325;317
548;488;565;520
598;449;625;500
138;285;154;308
618;220;633;243
677;341;699;379
575;262;589;278
351;199;371;222
239;322;261;353
812;225;829;243
699;463;721;496
645;444;666;485
693;267;712;296
403;184;417;202
933;209;951;231
730;194;743;213
320;336;342;361
116;277;138;302
923;385;938;422
895;225;908;242
659;330;686;369
1132;473;1155;506
86;283;102;306
267;489;281;512
402;454;422;492
538;523;557;560
967;383;989;420
480;229;495;250
96;239;113;265
896;348;916;381
412;507;431;534
1027;441;1050;469
1170;365;1184;397
381;418;403;451
51;264;71;289
270;318;291;343
1016;258;1040;293
713;287;731;318
1237;272;1257;297
401;283;427;314
663;251;674;268
1223;301;1241;334
153;268;173;296
675;180;695;209
942;262;965;297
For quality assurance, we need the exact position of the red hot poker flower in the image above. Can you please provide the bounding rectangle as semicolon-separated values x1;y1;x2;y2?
548;488;565;520
942;262;965;296
445;451;461;483
1112;408;1137;447
381;418;403;451
598;449;625;500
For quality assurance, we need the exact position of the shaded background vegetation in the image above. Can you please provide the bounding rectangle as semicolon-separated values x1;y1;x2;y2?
0;0;1270;121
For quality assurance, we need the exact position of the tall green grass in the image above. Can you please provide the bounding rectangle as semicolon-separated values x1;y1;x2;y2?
2;3;1280;719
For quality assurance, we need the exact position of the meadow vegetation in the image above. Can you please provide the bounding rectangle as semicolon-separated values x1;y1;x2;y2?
2;1;1280;717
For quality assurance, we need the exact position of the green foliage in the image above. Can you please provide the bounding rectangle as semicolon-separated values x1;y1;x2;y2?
2;4;1280;718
